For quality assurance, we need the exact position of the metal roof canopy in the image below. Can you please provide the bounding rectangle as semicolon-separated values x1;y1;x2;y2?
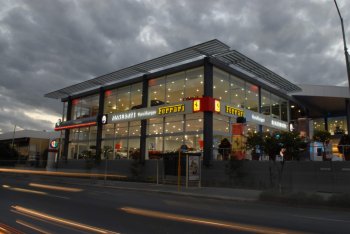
45;39;301;99
215;50;301;92
45;39;230;99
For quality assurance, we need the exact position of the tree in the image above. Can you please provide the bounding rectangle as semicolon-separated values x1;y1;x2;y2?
0;143;19;166
246;132;264;160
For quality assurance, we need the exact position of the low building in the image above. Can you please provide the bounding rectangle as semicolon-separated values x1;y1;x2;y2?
0;130;60;163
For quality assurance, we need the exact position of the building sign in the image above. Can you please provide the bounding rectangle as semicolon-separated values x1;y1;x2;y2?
108;101;192;123
271;119;288;130
214;100;221;113
193;99;201;112
158;104;185;115
251;114;266;123
50;140;59;149
224;105;244;117
101;115;107;125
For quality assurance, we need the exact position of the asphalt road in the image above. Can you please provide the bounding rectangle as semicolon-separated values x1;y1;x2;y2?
0;174;350;234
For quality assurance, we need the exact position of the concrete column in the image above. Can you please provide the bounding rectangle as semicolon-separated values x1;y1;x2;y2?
140;75;149;163
95;87;105;160
63;97;72;162
203;57;213;167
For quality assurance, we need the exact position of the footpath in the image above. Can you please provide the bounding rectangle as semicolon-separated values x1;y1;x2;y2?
0;167;262;202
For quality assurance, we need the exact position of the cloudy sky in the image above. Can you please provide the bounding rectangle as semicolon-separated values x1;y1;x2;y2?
0;0;349;134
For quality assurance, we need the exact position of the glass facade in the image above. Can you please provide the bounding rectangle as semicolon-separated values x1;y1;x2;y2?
61;63;293;162
148;67;204;107
71;94;99;120
104;83;142;114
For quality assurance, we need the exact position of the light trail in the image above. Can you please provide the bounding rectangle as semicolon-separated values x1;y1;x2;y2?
120;207;305;234
29;183;83;192
0;223;24;234
0;168;127;179
16;220;52;234
12;206;119;234
2;185;48;195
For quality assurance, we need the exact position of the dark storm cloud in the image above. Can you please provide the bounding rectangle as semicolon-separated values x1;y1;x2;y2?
0;0;349;133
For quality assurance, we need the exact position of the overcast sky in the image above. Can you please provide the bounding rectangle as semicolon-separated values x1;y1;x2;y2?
0;0;349;134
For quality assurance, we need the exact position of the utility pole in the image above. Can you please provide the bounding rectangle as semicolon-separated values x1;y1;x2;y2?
334;0;350;134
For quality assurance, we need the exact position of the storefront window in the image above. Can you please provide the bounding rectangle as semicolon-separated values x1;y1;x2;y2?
164;135;183;152
165;115;184;134
166;71;185;103
129;121;141;137
147;137;163;159
115;122;129;137
230;75;246;108
245;82;259;112
213;114;230;134
213;68;230;102
71;94;99;120
261;89;271;115
186;113;203;132
281;100;288;121
104;82;143;113
328;116;347;135
185;67;204;99
271;94;281;119
148;77;166;106
148;118;163;135
102;124;115;139
312;118;326;132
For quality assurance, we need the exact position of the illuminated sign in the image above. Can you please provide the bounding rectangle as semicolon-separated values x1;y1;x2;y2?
225;105;244;117
215;100;220;113
158;104;185;115
271;119;288;129
110;110;157;122
252;114;266;123
101;115;107;125
193;99;201;112
50;140;59;149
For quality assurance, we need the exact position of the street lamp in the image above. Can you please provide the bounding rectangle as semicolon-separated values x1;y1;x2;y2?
334;0;350;135
334;0;350;86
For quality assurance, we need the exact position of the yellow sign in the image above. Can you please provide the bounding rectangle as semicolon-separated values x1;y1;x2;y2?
193;99;200;112
225;105;244;117
158;104;185;115
215;100;220;112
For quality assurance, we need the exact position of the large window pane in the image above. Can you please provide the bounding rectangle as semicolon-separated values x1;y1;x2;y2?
213;68;230;102
261;89;271;115
149;77;165;106
245;82;259;112
186;113;203;132
164;135;183;152
185;67;203;99
230;75;246;108
271;94;281;119
166;71;185;104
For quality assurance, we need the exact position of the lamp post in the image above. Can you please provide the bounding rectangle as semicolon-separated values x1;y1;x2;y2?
334;0;350;135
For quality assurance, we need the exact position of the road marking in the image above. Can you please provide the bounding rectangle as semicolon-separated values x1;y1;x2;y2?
12;205;119;234
293;215;350;223
120;207;305;234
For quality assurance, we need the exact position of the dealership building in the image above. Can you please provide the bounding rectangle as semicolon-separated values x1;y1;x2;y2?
45;39;350;164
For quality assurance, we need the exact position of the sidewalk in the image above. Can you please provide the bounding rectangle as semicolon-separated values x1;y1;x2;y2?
0;167;262;202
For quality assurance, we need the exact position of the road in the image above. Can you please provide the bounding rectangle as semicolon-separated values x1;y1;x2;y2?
0;174;350;233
